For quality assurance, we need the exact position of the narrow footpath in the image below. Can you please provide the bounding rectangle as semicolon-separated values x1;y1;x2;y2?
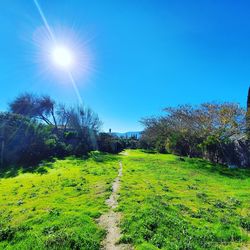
98;162;133;250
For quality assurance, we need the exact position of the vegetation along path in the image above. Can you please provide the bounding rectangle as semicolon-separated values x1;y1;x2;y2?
98;162;133;250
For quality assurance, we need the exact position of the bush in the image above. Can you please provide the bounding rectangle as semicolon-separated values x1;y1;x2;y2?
97;133;124;153
140;103;250;167
0;113;52;167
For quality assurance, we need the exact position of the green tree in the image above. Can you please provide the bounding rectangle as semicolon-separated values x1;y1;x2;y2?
97;133;123;153
140;102;246;162
64;105;102;155
0;112;52;166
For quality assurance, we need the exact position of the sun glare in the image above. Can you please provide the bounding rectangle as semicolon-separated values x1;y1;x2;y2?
33;25;92;82
51;45;74;69
32;0;93;104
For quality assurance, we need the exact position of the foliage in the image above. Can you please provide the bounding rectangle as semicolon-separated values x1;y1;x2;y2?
97;133;124;153
0;113;54;167
64;105;102;155
97;133;139;154
9;93;57;128
0;93;107;167
1;92;141;168
140;102;249;167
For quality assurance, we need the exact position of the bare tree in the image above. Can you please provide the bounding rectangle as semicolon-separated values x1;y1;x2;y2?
67;105;102;132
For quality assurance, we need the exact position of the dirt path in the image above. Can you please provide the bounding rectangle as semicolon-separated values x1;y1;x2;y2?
98;162;133;250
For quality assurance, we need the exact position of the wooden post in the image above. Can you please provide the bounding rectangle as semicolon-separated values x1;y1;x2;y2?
0;137;4;167
247;87;250;138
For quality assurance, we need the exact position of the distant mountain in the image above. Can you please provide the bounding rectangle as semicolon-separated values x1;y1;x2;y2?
112;131;142;138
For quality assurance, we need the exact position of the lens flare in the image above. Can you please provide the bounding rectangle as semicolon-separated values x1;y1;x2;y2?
51;45;74;69
32;0;94;100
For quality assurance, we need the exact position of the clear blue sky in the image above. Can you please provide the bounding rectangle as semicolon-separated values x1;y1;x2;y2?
0;0;249;132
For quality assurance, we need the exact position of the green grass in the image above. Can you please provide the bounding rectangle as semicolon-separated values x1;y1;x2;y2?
0;152;120;249
0;150;249;249
118;150;250;250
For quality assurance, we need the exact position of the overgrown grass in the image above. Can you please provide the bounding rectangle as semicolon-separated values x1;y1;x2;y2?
0;153;120;249
1;150;249;249
118;150;250;250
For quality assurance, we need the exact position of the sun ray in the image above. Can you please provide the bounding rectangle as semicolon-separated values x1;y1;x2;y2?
33;0;89;105
68;71;84;105
33;0;56;43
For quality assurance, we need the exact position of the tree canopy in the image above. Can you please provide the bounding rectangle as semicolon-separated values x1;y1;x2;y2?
140;102;249;167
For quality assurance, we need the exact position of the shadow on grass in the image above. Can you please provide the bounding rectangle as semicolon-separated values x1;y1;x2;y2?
88;151;120;162
141;149;157;154
183;158;250;179
0;151;120;179
0;160;55;179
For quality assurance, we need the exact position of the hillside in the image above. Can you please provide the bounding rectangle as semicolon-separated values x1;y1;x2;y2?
0;150;249;249
112;131;142;138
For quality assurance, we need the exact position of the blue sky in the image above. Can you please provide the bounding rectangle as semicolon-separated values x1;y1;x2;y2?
0;0;250;132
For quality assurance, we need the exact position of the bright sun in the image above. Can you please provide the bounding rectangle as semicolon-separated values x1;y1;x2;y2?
51;45;74;70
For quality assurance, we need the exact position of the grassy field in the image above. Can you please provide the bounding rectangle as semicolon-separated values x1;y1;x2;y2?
118;150;250;250
0;150;249;249
0;152;120;249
